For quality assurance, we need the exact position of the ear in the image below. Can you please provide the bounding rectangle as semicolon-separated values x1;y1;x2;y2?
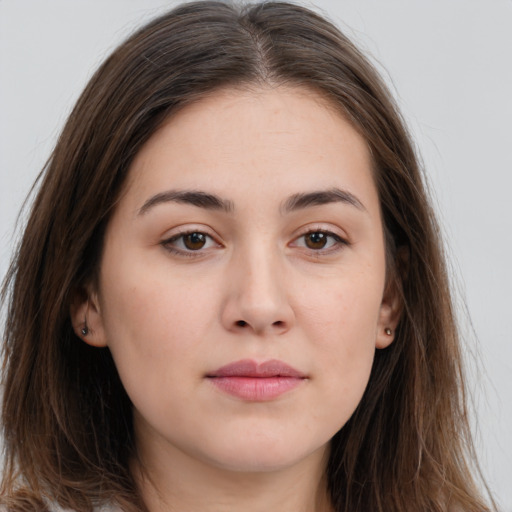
70;285;108;348
375;248;407;349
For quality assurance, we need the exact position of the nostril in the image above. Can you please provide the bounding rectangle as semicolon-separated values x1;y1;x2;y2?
273;321;284;327
236;320;247;327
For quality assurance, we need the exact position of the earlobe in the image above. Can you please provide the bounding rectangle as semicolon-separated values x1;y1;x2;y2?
376;247;407;349
69;286;108;348
375;277;403;349
375;303;399;349
376;301;400;348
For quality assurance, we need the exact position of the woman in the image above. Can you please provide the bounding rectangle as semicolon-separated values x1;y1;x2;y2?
0;1;495;511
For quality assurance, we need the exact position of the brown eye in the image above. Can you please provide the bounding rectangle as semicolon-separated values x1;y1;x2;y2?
161;230;219;256
304;232;328;249
183;232;207;250
291;230;347;253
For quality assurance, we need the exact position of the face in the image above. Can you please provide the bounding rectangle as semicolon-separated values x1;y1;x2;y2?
76;86;398;475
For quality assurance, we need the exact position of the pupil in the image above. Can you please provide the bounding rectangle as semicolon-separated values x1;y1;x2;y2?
184;232;206;250
306;232;327;249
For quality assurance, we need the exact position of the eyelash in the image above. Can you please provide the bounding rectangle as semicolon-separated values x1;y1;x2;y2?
160;228;349;258
161;230;220;258
292;229;348;254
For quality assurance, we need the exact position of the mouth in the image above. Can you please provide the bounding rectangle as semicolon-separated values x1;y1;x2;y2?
206;359;307;401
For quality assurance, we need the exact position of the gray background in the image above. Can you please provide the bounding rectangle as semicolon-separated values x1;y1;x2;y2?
1;0;511;509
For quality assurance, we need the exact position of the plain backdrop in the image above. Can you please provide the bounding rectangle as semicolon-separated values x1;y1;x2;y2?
1;0;511;509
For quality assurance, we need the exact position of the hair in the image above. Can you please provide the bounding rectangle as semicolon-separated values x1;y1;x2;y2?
1;1;494;511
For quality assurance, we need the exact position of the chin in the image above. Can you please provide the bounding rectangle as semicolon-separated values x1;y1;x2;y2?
200;435;330;474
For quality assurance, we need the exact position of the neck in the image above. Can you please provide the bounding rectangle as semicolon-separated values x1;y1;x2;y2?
132;438;334;512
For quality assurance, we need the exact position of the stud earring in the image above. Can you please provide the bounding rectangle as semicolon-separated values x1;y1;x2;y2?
384;327;392;336
81;313;89;336
80;303;90;336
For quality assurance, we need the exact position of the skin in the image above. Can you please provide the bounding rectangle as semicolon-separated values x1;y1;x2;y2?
73;86;400;512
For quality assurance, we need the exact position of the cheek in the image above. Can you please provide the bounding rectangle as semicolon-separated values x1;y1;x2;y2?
101;249;214;339
97;257;219;398
299;271;383;415
302;271;383;350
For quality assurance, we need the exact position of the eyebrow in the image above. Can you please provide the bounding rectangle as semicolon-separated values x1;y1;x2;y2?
138;186;366;216
138;190;234;215
281;188;366;214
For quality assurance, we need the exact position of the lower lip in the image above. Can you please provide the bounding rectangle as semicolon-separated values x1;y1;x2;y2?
207;376;304;401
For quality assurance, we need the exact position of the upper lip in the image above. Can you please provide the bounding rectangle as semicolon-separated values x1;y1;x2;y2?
207;359;306;378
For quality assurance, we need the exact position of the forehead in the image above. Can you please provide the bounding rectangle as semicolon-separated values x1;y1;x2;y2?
121;85;378;215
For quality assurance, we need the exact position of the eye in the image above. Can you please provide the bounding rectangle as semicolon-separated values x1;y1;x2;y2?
292;230;347;252
303;232;331;250
161;230;219;255
180;232;209;250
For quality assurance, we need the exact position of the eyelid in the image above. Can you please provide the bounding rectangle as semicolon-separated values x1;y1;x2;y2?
291;222;349;241
160;225;223;257
159;223;349;258
289;225;350;253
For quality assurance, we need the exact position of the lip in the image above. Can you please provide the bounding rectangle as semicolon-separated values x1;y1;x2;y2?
206;359;307;401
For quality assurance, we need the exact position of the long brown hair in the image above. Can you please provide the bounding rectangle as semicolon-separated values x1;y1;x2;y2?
1;2;493;511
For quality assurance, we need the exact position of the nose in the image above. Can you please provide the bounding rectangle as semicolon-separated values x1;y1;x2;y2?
221;247;295;336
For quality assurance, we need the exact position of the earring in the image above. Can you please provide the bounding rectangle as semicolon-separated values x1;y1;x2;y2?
81;303;90;336
384;327;392;336
81;314;89;336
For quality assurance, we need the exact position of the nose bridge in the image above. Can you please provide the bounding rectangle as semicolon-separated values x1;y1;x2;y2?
242;243;282;305
223;237;294;335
